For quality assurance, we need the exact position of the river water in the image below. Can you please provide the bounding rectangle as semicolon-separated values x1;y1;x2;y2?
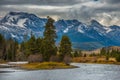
0;63;120;80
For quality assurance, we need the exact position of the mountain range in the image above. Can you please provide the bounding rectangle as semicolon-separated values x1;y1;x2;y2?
0;12;120;50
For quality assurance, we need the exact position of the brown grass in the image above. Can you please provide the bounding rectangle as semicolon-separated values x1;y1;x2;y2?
18;62;76;70
72;56;116;64
0;60;7;64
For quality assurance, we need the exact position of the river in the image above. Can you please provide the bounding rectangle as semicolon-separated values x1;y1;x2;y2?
0;63;120;80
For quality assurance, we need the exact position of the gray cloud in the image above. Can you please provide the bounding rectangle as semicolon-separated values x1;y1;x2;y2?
0;0;120;26
102;0;120;4
0;0;81;6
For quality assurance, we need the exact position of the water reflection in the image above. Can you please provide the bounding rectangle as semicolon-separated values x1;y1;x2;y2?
0;63;120;80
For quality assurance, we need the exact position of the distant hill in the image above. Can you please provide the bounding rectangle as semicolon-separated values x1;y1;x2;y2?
0;12;120;50
107;46;120;51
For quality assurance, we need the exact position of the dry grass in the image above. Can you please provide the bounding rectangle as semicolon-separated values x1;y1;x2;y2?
73;56;116;64
0;60;7;64
19;62;75;70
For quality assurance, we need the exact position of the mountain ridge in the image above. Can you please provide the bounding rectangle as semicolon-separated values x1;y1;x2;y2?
0;12;120;50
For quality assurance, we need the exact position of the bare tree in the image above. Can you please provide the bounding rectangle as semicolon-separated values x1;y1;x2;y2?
63;55;72;65
28;54;43;63
50;55;60;62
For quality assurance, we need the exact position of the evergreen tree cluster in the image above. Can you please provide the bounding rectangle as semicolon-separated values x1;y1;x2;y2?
100;48;120;62
59;35;72;61
0;16;72;62
0;34;18;61
73;50;82;57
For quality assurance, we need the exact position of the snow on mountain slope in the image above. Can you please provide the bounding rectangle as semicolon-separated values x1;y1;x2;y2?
17;18;27;28
0;12;120;50
0;12;47;42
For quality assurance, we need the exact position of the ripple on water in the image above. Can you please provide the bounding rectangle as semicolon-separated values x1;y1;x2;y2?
1;63;120;80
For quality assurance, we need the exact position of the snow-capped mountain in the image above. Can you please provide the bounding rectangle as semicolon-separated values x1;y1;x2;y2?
0;12;47;42
0;12;120;50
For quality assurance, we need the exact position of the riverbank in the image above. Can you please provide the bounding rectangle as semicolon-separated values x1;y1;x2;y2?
17;62;77;70
76;61;120;65
0;60;7;64
72;56;120;65
1;63;120;80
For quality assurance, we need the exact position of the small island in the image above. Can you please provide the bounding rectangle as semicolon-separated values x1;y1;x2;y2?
0;16;120;70
0;16;75;70
18;62;76;70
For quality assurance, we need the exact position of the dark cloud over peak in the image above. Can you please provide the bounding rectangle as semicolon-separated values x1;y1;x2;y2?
103;0;120;4
0;0;81;6
0;0;119;26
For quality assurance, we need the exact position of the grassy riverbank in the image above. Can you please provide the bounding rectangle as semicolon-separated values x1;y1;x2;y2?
0;60;7;64
18;62;76;70
72;56;120;65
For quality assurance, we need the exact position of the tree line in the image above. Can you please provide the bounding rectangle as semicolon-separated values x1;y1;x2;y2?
100;48;120;62
0;16;72;63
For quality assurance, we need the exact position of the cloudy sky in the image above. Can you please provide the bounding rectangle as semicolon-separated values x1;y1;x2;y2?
0;0;120;26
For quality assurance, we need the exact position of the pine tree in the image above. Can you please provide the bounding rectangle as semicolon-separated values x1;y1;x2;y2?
42;16;57;61
59;35;72;61
6;38;18;61
44;16;57;44
20;34;28;53
79;50;82;57
36;37;43;54
106;50;110;61
74;51;79;57
116;51;120;62
25;33;37;56
0;34;4;47
116;54;120;62
0;34;6;60
100;48;106;56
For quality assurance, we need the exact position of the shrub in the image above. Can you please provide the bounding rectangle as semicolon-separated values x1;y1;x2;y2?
28;54;43;63
49;55;60;62
63;55;72;65
116;54;120;62
16;52;27;61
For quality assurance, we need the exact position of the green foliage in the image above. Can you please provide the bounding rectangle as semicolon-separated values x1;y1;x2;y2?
100;48;120;62
73;50;82;57
44;16;57;44
106;51;110;61
18;16;57;61
22;35;43;57
41;40;54;61
26;34;36;55
110;49;119;57
74;51;79;57
0;16;73;62
59;35;72;61
100;48;110;61
0;34;6;59
42;16;57;61
0;34;5;46
116;53;120;62
100;48;106;55
0;37;19;61
36;38;43;54
6;38;18;61
114;50;120;62
83;54;87;57
90;53;98;57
